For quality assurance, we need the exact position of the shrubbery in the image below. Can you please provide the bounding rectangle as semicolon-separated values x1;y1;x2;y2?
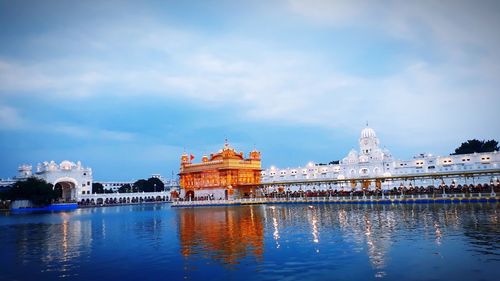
0;177;58;205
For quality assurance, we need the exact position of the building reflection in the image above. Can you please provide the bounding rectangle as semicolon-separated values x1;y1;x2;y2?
177;205;264;265
11;210;92;277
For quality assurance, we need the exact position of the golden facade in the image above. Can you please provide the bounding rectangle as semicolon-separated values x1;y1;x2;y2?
179;142;261;199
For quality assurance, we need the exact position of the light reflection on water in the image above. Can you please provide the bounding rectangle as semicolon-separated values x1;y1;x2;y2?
0;203;499;281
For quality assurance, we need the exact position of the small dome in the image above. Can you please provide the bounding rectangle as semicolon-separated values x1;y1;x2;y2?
348;149;358;158
361;127;376;138
60;160;74;170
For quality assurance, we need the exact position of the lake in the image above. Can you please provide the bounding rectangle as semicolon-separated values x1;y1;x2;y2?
0;203;499;281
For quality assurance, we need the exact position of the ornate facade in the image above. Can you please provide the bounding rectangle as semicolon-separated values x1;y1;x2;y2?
262;127;499;188
16;160;93;201
179;142;261;200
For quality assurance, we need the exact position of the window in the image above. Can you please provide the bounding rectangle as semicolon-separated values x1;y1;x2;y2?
87;181;90;185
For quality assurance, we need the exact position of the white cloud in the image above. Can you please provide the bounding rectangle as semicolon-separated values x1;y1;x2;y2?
0;105;26;129
0;3;499;154
49;124;136;141
0;104;135;141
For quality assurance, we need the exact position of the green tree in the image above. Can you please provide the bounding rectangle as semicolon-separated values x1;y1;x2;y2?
452;139;499;155
118;184;132;193
92;182;105;194
1;177;58;206
133;179;148;192
130;178;165;192
147;177;164;192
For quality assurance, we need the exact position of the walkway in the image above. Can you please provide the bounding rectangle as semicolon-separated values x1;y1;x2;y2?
171;192;499;207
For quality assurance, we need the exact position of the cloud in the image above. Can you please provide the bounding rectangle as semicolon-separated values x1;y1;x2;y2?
287;0;500;58
0;103;135;141
0;104;26;129
0;1;498;154
50;124;136;141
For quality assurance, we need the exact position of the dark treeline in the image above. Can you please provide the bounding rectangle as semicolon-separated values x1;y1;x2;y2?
452;139;498;155
0;177;58;205
93;177;165;194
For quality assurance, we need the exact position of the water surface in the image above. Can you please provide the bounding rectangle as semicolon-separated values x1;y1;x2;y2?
0;203;499;281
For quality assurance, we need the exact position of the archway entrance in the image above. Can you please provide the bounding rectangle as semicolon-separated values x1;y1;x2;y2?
54;181;77;202
185;190;195;201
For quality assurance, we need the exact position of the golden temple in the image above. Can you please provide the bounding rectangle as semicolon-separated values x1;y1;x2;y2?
179;142;261;200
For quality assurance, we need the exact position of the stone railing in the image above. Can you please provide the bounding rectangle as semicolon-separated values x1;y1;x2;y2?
172;192;498;207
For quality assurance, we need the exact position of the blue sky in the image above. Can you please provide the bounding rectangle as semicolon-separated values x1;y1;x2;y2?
1;0;499;181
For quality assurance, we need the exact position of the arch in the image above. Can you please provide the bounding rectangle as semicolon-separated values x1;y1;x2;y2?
53;177;79;202
359;168;369;176
186;190;195;200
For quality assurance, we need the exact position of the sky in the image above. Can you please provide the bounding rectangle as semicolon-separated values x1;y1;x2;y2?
0;0;499;181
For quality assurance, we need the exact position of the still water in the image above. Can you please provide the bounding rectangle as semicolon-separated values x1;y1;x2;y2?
0;203;499;281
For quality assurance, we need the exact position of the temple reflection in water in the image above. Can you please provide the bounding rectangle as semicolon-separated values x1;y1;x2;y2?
2;203;499;281
177;206;264;265
176;203;499;278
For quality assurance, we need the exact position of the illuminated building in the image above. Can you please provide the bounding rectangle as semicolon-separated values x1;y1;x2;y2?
179;142;261;200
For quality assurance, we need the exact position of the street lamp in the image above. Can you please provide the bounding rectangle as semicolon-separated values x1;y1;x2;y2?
490;178;496;196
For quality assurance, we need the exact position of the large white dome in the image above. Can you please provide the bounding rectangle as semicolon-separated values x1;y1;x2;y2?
360;127;376;138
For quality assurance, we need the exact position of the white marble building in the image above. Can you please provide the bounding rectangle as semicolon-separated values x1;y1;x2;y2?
98;174;179;192
262;127;499;188
16;160;93;201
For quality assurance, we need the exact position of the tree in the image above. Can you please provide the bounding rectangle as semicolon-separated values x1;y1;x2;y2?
130;178;165;192
147;177;164;192
133;179;148;192
118;184;132;193
92;182;105;194
452;139;499;155
0;177;58;205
